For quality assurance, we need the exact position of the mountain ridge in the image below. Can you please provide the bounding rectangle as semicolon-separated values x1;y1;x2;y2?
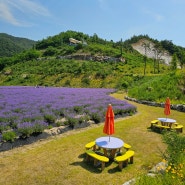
1;31;185;70
0;33;36;57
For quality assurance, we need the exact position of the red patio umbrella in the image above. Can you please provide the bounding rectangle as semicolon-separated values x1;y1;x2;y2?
103;104;115;141
164;97;171;118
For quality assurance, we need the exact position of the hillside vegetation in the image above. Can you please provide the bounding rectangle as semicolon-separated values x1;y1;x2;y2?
0;33;36;57
0;30;185;103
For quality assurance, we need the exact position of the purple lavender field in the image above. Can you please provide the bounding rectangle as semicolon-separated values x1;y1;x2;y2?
0;86;136;142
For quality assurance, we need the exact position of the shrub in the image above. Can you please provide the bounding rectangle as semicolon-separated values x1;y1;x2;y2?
90;112;102;123
81;77;90;86
47;125;53;129
95;71;107;79
82;115;90;122
17;122;35;138
162;132;185;164
8;116;19;128
43;46;57;56
2;131;17;142
73;106;83;113
0;122;10;133
67;117;78;128
33;121;48;133
56;122;62;127
58;108;66;117
76;115;89;124
64;79;71;86
44;114;56;125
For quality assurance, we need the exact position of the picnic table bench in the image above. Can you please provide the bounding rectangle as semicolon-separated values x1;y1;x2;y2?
85;150;109;171
85;141;96;150
151;120;183;133
114;150;135;170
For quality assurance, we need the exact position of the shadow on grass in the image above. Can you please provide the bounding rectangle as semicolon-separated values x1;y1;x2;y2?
147;127;163;134
70;152;115;174
107;165;121;173
108;159;136;174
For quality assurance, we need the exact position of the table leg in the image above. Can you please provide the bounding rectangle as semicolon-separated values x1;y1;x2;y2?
110;149;117;159
103;148;108;157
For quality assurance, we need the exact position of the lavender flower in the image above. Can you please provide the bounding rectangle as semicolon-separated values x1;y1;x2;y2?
0;86;137;138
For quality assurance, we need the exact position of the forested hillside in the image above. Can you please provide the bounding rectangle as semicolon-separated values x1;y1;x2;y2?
0;33;36;57
0;30;185;103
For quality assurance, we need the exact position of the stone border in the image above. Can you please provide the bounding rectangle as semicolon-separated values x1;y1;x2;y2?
125;96;185;112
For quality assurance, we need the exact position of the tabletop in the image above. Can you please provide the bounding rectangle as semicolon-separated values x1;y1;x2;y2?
158;118;176;123
95;136;124;149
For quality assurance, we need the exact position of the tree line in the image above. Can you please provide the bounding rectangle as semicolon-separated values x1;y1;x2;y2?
1;30;185;75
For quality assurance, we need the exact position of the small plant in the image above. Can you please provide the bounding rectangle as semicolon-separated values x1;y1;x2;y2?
166;163;184;182
77;116;84;124
13;108;23;113
47;125;53;129
2;131;17;142
81;77;90;86
44;114;56;125
67;117;78;128
56;108;66;117
17;122;34;138
162;132;185;164
73;106;83;113
56;122;62;127
90;112;101;123
33;121;48;133
64;79;71;86
0;122;10;133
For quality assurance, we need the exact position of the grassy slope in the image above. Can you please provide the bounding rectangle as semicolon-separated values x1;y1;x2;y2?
0;57;167;86
0;93;184;185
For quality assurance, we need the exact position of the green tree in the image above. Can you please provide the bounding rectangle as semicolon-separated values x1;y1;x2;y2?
176;49;185;69
43;46;57;56
120;38;123;56
13;49;40;62
170;54;178;70
152;43;163;73
161;39;178;54
23;49;40;61
142;41;151;75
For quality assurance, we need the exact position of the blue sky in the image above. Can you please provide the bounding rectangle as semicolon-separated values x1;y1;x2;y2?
0;0;185;47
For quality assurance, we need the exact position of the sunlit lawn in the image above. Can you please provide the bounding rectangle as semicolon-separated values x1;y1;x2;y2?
0;92;184;185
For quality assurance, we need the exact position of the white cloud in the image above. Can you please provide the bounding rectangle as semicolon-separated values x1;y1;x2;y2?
0;1;21;25
0;0;50;26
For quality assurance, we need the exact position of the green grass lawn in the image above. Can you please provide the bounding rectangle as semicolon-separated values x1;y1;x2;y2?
0;92;184;185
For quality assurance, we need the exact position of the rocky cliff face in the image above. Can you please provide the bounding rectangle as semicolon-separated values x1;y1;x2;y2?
131;38;172;65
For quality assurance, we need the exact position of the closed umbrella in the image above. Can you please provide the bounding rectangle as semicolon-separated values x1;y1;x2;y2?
103;104;115;141
164;97;171;118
